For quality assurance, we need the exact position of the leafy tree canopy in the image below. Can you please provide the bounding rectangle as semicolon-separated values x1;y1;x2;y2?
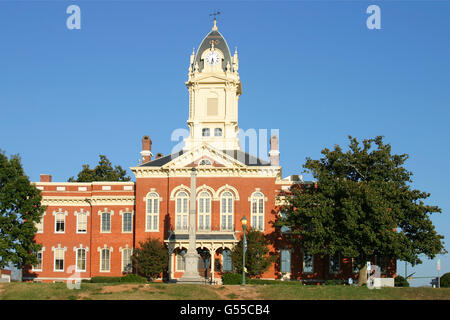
277;136;446;275
230;229;274;277
131;238;168;281
68;155;131;182
0;150;44;269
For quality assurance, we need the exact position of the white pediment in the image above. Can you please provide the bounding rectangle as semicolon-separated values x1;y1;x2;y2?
162;143;245;169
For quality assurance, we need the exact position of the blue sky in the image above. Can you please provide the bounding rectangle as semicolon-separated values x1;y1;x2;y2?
0;1;449;286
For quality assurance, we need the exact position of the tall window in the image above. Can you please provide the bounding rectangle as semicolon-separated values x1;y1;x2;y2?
122;248;132;273
250;192;264;231
77;212;87;233
122;212;132;233
76;248;86;272
55;212;65;233
222;249;232;272
221;191;234;231
329;253;340;274
146;192;159;231
54;248;65;271
175;191;189;231
281;249;291;273
198;191;211;231
101;212;111;233
176;250;186;271
214;128;222;136
303;253;314;273
33;250;43;271
101;248;110;272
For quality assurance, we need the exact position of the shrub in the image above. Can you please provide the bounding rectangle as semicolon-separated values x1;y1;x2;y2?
222;273;249;285
394;275;410;287
132;238;168;281
120;274;147;283
90;276;122;283
439;273;450;288
324;280;345;286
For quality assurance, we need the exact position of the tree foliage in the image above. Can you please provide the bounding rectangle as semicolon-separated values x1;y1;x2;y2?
230;229;274;277
68;155;130;182
131;238;168;281
0;150;44;269
277;136;446;282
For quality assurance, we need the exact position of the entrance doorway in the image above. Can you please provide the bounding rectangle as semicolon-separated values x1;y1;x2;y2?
197;248;211;280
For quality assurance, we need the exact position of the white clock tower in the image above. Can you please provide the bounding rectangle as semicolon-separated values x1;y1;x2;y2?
183;19;242;151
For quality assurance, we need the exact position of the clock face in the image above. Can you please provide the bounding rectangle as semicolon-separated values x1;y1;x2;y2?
205;51;221;66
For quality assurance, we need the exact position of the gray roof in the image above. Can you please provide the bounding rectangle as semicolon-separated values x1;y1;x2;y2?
194;29;233;73
138;149;270;167
167;233;237;241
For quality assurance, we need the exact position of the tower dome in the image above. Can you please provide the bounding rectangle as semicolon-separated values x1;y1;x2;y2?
193;20;233;73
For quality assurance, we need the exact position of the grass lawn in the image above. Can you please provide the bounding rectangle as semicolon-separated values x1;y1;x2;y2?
1;282;449;300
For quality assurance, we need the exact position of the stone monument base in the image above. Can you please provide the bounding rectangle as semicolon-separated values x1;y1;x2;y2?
177;251;205;284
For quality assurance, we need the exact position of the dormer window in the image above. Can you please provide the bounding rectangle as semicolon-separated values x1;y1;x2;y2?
214;128;222;136
199;159;212;166
202;128;210;137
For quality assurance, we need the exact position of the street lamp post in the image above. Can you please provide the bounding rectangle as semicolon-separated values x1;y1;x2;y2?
241;216;248;285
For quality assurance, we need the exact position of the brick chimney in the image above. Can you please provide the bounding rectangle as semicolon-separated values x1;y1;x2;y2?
140;136;153;163
269;135;280;166
40;174;52;182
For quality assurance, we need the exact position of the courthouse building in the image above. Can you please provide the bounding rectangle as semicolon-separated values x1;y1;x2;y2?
25;21;396;283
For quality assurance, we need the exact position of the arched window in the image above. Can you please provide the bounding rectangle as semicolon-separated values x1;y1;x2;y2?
198;191;211;231
251;192;264;231
76;248;86;272
221;191;234;231
202;128;210;137
100;248;110;272
176;191;189;231
122;248;132;273
146;192;159;232
176;249;186;271
222;249;232;272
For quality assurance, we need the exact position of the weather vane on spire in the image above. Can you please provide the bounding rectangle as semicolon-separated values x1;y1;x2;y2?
210;10;220;31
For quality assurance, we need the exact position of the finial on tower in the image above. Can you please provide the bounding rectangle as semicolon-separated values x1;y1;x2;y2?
209;10;220;31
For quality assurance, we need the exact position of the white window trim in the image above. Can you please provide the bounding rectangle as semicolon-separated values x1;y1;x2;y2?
119;209;134;233
145;192;160;232
32;247;45;272
52;245;67;272
75;209;90;234
175;191;189;232
119;245;133;273
97;245;113;273
197;191;212;231
249;191;266;232
53;210;68;234
74;245;89;272
98;209;114;234
220;191;234;231
302;251;314;274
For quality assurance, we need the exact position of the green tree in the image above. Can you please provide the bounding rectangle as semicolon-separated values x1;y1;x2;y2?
0;150;44;269
131;238;168;281
230;229;274;277
277;136;446;286
68;155;130;182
